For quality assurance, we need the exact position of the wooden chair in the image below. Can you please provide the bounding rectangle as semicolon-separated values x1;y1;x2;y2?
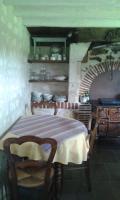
62;116;99;192
3;136;57;200
0;150;10;200
31;101;57;116
74;104;92;131
88;116;99;156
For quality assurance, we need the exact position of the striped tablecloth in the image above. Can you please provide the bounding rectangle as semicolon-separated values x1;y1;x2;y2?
1;115;89;164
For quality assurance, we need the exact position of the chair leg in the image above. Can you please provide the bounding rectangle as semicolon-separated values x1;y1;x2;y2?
0;185;9;200
4;184;10;200
85;160;91;192
54;163;63;200
48;180;56;200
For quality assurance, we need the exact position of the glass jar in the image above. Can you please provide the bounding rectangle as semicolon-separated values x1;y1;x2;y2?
46;72;51;80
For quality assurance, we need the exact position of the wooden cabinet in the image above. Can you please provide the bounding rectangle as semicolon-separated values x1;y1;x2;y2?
97;106;120;137
28;36;70;99
28;62;69;97
28;37;69;62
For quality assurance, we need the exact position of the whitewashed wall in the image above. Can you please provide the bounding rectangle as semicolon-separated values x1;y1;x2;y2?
0;3;30;136
68;43;91;102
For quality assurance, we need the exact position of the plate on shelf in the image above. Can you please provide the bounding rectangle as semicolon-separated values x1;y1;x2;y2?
53;95;67;102
53;75;67;81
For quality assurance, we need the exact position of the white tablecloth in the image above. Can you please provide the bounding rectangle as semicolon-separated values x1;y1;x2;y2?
0;115;89;164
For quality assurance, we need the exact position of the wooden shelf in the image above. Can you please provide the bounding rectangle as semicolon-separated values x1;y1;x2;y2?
29;80;68;83
28;59;69;64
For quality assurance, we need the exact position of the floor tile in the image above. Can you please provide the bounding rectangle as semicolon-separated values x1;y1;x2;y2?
61;137;120;200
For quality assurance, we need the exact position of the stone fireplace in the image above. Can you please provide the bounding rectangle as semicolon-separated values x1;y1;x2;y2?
68;42;120;103
80;61;120;101
79;61;120;137
65;42;120;137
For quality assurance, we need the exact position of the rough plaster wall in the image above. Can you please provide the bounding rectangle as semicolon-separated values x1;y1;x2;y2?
0;3;30;136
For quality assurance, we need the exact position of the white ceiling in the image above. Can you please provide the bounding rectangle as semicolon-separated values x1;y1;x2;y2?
3;0;120;27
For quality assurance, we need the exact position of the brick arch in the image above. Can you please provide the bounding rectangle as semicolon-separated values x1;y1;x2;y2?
79;61;120;95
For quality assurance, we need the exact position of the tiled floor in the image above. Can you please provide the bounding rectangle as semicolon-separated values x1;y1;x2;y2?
61;137;120;200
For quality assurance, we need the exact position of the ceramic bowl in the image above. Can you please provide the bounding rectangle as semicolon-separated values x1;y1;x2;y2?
43;93;53;101
31;91;43;102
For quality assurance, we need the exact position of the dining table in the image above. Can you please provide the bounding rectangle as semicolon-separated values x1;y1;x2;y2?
0;114;89;164
0;114;89;198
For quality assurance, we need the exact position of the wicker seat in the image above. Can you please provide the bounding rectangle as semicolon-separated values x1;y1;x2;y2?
3;136;57;200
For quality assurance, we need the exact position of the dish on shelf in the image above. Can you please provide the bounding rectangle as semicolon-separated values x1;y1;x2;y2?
31;91;43;102
53;95;67;102
43;93;53;101
53;75;67;81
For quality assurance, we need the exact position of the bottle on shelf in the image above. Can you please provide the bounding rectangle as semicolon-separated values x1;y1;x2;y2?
46;71;51;80
63;54;66;61
39;66;46;80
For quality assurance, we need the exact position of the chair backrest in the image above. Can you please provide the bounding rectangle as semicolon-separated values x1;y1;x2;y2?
74;104;92;130
89;117;99;156
4;135;57;163
56;108;74;119
3;136;57;199
31;101;57;115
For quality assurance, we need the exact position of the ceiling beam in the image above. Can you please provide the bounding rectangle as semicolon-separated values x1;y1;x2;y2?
4;0;120;6
3;0;120;27
14;6;120;19
23;17;120;28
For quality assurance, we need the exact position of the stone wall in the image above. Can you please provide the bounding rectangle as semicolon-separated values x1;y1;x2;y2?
0;3;30;136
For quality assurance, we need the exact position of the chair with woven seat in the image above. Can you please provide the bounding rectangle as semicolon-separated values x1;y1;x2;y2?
74;104;92;132
62;115;99;192
3;136;57;200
